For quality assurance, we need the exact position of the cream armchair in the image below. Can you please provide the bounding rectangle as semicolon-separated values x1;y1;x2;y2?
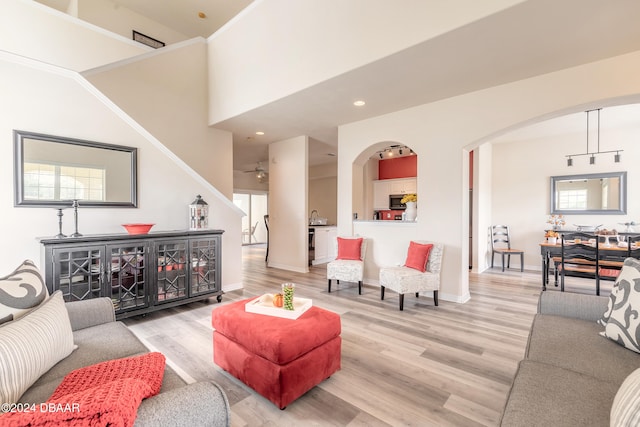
327;237;367;295
379;241;444;310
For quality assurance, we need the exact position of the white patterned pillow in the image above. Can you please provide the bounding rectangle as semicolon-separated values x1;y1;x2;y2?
600;258;640;352
611;368;640;426
0;291;75;404
0;260;49;325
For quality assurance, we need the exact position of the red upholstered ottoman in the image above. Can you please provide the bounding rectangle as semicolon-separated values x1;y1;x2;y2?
211;298;341;409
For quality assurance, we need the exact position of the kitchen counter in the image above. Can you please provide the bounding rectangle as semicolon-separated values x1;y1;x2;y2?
308;226;337;266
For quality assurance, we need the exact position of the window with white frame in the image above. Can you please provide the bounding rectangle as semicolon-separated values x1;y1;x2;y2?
557;189;588;210
23;162;106;201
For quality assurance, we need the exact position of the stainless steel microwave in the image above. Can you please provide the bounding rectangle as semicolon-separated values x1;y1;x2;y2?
389;194;406;210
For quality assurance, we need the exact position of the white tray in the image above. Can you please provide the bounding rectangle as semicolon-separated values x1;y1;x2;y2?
245;294;312;320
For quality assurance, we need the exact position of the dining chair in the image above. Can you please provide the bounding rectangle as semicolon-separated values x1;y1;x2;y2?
559;232;601;295
490;225;524;272
627;235;640;260
242;221;259;244
264;215;269;262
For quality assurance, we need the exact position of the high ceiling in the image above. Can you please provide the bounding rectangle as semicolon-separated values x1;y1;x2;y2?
218;0;640;171
38;1;640;172
37;0;253;39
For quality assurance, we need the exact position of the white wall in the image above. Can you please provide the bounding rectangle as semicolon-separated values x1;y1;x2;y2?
489;109;640;271
0;52;243;290
338;50;640;303
309;163;337;225
233;170;269;192
1;0;149;71
268;136;309;272
76;0;189;46
473;144;493;272
207;0;523;123
84;38;234;199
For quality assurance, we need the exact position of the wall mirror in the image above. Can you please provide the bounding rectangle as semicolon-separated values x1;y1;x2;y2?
550;171;626;215
14;130;137;207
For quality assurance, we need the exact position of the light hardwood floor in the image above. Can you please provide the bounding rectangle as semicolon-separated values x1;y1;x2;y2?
123;245;610;427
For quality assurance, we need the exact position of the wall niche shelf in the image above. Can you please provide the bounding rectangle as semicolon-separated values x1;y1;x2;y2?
40;229;223;319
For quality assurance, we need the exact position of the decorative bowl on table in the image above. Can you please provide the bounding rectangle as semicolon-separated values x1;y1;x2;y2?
122;223;155;235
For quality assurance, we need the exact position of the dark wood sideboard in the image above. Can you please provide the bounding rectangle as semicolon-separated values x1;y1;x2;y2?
40;229;224;319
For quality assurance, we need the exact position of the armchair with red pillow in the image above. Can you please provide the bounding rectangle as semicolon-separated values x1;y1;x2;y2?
379;241;444;310
327;236;367;294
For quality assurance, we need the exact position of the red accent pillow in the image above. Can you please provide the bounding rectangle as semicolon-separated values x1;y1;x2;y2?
404;241;434;272
1;352;165;427
336;237;363;260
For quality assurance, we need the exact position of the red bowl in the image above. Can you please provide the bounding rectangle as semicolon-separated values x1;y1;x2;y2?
122;223;155;235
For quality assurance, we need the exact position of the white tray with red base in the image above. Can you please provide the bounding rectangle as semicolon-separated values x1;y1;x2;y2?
245;294;313;320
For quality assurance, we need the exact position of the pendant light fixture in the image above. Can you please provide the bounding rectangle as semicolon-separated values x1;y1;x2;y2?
566;108;622;166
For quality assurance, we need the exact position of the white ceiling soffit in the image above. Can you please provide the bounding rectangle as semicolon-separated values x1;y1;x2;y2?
221;0;640;169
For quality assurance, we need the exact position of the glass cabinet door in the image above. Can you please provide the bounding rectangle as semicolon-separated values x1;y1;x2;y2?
190;237;220;296
155;239;188;303
52;246;102;303
108;243;148;312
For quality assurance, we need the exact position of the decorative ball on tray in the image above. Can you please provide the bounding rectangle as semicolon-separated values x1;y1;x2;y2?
256;288;292;309
122;223;155;235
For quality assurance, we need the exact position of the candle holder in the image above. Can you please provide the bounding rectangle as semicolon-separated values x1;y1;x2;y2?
70;200;82;238
55;208;66;239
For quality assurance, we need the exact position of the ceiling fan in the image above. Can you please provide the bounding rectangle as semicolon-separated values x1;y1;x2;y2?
243;162;268;183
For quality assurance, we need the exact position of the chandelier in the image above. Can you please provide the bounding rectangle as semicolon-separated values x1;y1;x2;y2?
566;108;622;166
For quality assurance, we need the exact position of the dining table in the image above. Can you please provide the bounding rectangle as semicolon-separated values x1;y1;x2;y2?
539;236;639;290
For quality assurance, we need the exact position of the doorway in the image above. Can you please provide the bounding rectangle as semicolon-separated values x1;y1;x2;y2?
233;192;268;245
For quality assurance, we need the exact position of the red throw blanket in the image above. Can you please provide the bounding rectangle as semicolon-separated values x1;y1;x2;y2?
1;352;165;427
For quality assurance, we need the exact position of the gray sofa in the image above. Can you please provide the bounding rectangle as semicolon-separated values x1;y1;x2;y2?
20;297;230;426
500;291;640;426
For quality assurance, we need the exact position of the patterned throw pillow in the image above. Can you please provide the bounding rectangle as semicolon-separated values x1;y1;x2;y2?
601;258;640;353
0;260;48;325
611;367;640;426
0;291;76;404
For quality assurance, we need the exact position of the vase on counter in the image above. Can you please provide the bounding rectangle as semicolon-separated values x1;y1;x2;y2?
404;202;417;222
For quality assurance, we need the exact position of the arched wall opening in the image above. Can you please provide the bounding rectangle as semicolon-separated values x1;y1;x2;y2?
467;96;640;276
352;141;418;222
338;50;640;305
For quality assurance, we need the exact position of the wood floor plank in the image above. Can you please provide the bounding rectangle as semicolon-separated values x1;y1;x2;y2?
123;244;606;426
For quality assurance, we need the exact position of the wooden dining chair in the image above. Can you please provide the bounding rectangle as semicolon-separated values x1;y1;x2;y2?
264;215;269;262
559;232;600;294
490;225;524;272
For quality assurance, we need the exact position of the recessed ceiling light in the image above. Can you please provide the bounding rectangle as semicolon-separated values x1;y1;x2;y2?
198;12;207;19
255;131;265;135
353;100;365;107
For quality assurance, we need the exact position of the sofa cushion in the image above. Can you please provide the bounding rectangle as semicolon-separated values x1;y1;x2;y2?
611;367;640;426
0;259;48;325
0;291;75;404
526;314;640;385
601;258;640;353
501;360;618;426
1;352;165;427
20;320;149;404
